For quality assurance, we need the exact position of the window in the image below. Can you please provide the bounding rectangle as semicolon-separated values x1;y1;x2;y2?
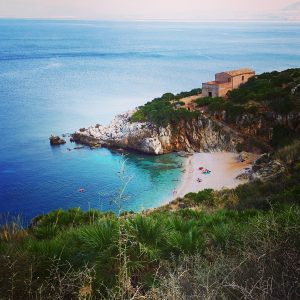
242;76;245;81
208;92;212;97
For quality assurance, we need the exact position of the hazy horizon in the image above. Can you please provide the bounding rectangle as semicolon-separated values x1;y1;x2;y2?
0;0;300;22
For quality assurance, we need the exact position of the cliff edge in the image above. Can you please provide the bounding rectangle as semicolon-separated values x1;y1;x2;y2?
72;110;243;154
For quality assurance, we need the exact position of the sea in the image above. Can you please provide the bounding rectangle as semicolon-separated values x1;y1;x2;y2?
0;20;299;223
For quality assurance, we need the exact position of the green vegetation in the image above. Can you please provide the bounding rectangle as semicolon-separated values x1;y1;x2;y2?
199;69;300;119
195;69;300;150
131;89;201;126
1;205;299;299
1;141;300;299
185;188;214;204
228;69;300;105
226;68;300;120
271;124;300;148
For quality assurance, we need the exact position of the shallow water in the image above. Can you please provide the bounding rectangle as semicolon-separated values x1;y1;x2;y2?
0;20;299;222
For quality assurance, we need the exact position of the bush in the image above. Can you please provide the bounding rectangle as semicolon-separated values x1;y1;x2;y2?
208;98;226;113
275;139;300;165
195;96;213;107
131;89;201;126
271;124;300;148
185;189;214;204
224;102;246;122
149;210;300;299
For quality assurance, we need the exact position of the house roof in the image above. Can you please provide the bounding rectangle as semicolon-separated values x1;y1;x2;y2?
223;68;255;77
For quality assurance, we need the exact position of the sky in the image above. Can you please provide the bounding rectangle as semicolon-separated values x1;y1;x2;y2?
0;0;299;21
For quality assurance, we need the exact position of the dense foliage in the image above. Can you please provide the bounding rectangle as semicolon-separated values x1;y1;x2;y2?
228;68;300;105
227;69;300;117
1;204;299;299
131;89;201;126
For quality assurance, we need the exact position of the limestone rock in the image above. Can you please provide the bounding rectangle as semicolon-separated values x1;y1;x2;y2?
49;135;66;146
236;172;251;180
251;154;285;181
238;151;250;162
72;110;243;155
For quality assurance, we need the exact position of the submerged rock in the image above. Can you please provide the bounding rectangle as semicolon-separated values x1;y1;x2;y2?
49;135;66;146
72;110;243;155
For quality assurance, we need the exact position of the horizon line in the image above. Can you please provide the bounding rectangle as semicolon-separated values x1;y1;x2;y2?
0;17;300;23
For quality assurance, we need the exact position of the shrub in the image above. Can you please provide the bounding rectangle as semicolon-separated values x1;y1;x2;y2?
195;96;213;107
275;139;300;165
185;189;214;205
271;124;300;148
131;90;201;126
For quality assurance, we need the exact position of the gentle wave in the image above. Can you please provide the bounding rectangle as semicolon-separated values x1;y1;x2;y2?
0;51;215;61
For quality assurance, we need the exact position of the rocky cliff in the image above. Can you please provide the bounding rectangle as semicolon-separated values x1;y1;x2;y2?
72;110;243;154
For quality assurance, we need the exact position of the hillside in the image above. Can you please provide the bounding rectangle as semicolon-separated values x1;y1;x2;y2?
196;68;300;150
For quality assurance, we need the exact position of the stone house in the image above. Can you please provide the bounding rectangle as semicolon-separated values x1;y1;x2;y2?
202;68;255;98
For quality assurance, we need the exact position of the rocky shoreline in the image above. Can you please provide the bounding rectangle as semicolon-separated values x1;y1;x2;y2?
236;152;286;182
71;110;243;155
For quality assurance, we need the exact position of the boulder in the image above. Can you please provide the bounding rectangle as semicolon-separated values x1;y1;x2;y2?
49;135;66;146
252;153;270;170
251;153;285;181
236;172;251;180
238;151;249;162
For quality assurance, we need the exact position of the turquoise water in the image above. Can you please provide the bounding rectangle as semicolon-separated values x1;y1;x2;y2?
0;20;299;222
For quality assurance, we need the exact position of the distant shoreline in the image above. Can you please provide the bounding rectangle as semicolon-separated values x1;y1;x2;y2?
1;19;300;24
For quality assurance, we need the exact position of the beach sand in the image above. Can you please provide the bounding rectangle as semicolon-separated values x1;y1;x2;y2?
169;152;254;201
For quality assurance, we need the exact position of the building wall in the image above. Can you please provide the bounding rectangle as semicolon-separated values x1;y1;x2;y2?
215;72;232;85
202;70;255;98
232;72;255;89
217;84;232;97
202;83;219;97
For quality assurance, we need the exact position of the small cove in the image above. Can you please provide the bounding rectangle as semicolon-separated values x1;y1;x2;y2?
1;20;299;222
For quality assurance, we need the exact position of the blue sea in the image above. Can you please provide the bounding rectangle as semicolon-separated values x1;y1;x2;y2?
0;20;299;223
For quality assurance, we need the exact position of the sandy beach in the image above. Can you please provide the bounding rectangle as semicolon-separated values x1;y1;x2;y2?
169;152;254;201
